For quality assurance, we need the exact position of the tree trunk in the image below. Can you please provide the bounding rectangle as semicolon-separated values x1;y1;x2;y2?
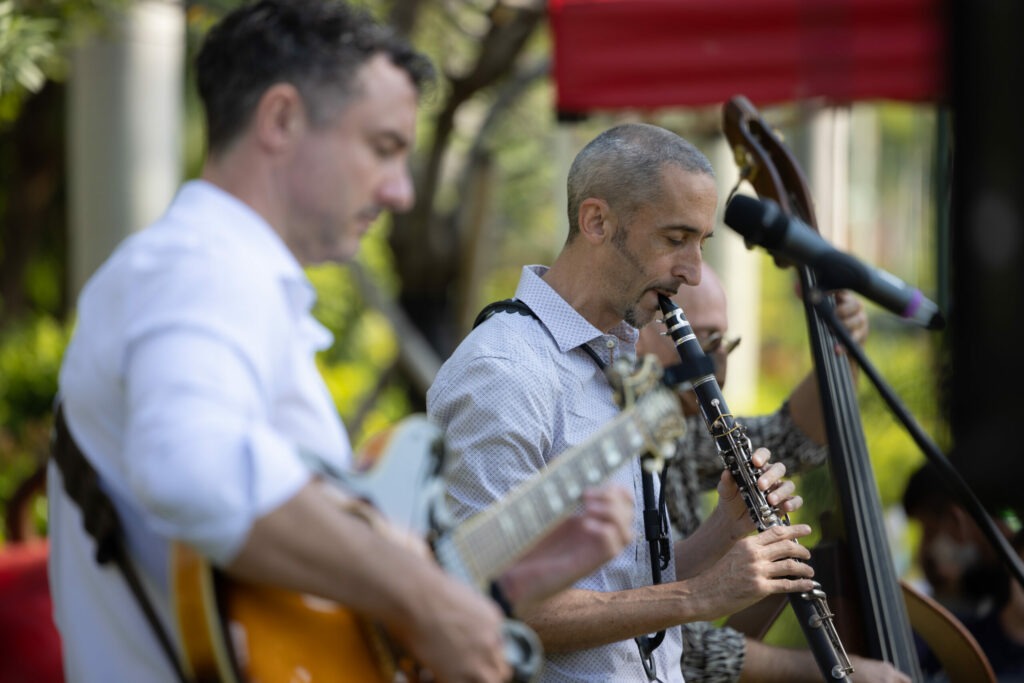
0;83;67;324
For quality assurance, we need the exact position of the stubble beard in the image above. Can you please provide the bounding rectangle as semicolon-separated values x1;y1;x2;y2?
613;226;660;329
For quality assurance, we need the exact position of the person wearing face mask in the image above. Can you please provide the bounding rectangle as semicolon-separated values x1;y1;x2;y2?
903;462;1023;681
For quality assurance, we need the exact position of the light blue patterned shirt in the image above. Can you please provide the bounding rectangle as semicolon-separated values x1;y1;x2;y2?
427;265;685;683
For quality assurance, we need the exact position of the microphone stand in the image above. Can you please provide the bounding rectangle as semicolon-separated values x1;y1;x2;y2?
810;289;1024;591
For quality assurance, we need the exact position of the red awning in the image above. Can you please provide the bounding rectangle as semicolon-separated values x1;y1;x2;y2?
549;0;946;116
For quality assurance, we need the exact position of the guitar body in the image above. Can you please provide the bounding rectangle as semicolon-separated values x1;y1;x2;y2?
174;544;407;683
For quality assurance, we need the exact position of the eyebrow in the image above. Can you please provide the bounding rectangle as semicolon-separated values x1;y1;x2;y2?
662;225;714;239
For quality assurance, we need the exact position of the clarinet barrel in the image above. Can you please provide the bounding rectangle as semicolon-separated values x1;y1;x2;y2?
658;294;853;681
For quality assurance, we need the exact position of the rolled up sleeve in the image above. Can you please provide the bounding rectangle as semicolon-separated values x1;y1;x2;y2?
124;327;310;565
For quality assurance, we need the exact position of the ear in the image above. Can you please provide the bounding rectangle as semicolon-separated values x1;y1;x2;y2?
577;197;615;244
252;83;307;154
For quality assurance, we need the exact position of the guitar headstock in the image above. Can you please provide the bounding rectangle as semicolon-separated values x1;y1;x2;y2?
606;354;662;409
606;354;685;473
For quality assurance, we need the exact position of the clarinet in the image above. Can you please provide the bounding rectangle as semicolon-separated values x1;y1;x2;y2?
658;294;854;681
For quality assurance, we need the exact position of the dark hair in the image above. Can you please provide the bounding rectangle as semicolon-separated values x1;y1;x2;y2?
902;462;957;517
565;123;715;240
196;0;435;155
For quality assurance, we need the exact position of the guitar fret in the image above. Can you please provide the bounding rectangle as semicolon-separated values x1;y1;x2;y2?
602;438;622;468
562;468;581;500
543;481;563;513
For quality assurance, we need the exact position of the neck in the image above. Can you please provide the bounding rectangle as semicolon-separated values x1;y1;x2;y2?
201;154;287;247
543;249;622;332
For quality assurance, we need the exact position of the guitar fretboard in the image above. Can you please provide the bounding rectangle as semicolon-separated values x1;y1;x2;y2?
449;388;680;585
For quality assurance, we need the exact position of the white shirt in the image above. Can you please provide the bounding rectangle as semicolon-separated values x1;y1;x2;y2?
48;180;351;682
427;265;684;683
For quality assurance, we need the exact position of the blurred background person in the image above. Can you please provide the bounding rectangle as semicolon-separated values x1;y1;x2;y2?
903;462;1023;681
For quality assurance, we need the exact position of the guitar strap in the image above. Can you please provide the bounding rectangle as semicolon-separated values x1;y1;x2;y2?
475;299;671;681
50;404;193;683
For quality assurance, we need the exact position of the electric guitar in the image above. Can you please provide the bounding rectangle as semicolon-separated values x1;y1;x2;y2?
171;355;684;683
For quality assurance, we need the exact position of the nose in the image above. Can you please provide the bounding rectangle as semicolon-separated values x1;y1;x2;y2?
673;244;703;286
380;166;415;213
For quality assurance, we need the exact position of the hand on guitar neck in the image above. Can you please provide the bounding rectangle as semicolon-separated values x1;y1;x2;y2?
315;472;636;612
494;485;635;611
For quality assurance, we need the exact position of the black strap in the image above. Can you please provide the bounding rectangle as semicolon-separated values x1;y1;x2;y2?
489;580;515;617
51;405;193;683
474;298;609;369
473;298;538;329
475;299;669;679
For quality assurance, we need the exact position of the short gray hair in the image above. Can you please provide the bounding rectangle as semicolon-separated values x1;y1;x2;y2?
566;123;714;239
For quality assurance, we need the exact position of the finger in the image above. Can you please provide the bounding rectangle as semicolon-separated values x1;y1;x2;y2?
750;447;771;468
582;485;632;512
768;576;817;594
761;523;812;543
779;557;815;578
764;542;813;565
756;461;787;490
833;292;861;315
765;479;795;506
776;494;804;513
718;469;740;498
581;498;634;542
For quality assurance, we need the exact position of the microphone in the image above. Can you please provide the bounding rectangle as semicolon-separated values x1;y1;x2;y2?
724;195;945;330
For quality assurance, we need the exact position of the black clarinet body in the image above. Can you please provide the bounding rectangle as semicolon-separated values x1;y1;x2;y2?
658;294;853;682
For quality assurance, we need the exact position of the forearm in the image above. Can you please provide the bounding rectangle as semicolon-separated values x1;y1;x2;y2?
787;291;865;447
674;499;741;579
516;582;715;653
225;479;444;636
783;374;828;445
519;523;819;654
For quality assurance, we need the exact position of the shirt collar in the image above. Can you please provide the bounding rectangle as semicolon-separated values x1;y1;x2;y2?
172;179;317;314
514;265;638;354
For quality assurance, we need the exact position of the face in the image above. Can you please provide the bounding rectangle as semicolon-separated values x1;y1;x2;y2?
286;54;418;265
609;167;717;329
914;508;981;600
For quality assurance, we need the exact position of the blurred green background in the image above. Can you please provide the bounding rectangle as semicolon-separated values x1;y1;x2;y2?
0;1;950;613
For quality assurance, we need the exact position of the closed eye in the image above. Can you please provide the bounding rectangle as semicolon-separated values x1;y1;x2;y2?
664;231;712;250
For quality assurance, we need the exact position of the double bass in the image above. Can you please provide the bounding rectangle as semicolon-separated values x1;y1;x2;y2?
721;95;993;682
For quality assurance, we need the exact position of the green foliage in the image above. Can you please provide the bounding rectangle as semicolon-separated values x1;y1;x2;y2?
0;0;130;128
0;315;69;429
0;2;59;121
307;223;410;446
0;314;71;543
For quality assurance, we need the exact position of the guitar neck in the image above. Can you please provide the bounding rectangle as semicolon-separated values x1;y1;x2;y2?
448;389;675;585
